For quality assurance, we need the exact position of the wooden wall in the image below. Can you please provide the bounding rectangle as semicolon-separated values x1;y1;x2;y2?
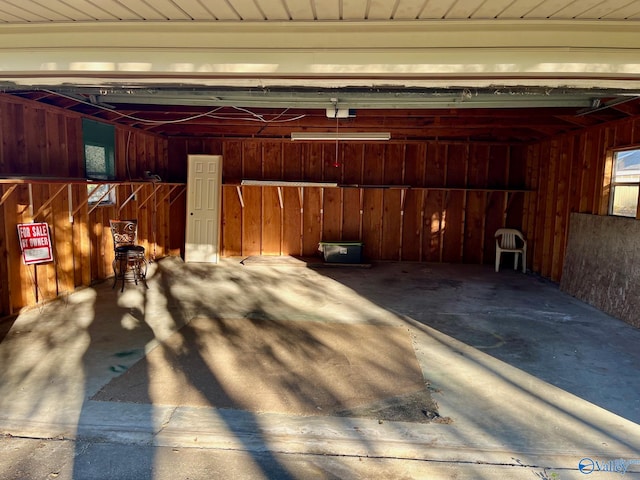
5;92;637;317
0;94;174;317
169;138;526;263
523;115;640;283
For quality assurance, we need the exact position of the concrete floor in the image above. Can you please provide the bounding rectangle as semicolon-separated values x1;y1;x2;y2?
1;257;640;479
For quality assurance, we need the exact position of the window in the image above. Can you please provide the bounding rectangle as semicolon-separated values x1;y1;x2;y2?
82;118;115;205
610;149;640;218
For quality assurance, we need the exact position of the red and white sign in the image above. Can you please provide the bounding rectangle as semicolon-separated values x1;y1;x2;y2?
17;223;53;265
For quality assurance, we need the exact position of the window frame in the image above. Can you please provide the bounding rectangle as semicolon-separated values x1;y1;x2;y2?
609;147;640;219
82;118;116;206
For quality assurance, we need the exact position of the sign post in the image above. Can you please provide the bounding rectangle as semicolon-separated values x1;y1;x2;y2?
17;223;53;265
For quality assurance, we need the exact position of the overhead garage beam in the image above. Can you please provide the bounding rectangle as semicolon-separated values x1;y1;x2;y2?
1;20;640;89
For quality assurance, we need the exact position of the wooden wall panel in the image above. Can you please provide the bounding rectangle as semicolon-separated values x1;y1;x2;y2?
322;188;342;242
223;141;242;179
72;188;90;287
304;144;323;181
262;186;282;254
633;118;640;145
263;142;282;179
282;188;302;255
550;137;573;281
463;191;485;264
261;143;283;254
385;144;405;185
524;115;640;283
222;186;243;256
422;191;442;262
243;141;261;178
66;117;83;178
483;192;505;265
0;187;9;315
0;94;174;317
242;186;262;255
488;145;509;188
401;190;423;261
341;188;362;241
362;189;383;260
164;136;535;268
425;143;446;187
404;144;426;187
8;186;33;308
282;143;303;180
363;144;384;184
380;144;405;260
442;191;465;263
2;103;20;174
324;145;340;182
302;187;322;256
27;108;47;175
542;139;560;278
342;144;363;184
381;190;402;260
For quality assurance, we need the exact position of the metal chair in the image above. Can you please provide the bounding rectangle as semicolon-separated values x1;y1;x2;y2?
109;219;147;291
495;228;527;273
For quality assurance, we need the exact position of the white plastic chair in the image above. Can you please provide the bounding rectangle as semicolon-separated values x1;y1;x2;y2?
495;228;527;273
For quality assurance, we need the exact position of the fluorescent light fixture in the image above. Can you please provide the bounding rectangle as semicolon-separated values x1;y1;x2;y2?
291;132;391;141
241;180;338;187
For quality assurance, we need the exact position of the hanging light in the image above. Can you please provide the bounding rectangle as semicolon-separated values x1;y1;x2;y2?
290;132;391;141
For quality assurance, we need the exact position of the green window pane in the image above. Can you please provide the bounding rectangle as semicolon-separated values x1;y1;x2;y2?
82;118;115;180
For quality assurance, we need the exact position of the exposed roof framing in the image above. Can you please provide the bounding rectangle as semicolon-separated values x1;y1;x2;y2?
1;1;640;143
4;85;639;143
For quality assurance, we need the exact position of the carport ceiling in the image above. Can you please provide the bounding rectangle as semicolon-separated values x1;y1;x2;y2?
2;0;640;143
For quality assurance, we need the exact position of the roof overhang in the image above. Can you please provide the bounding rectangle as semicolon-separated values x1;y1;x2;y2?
2;20;640;91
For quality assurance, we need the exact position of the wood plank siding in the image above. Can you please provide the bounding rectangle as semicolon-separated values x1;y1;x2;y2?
168;138;527;264
0;95;174;317
3;92;640;318
524;116;640;283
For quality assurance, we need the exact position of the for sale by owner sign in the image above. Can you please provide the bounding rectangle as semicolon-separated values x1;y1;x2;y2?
17;223;53;265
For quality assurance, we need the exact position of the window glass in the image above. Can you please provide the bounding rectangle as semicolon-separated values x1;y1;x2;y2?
82;119;115;205
87;184;113;204
610;149;640;217
85;144;108;179
611;185;639;217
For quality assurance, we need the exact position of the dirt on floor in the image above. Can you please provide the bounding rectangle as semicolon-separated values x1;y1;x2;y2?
92;316;443;423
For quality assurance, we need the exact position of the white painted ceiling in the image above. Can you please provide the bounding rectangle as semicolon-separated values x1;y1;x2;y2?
1;0;639;22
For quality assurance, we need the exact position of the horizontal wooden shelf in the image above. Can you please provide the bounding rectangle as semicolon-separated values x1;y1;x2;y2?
0;176;185;186
225;179;529;192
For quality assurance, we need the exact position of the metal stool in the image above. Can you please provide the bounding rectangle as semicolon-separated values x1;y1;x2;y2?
110;220;148;291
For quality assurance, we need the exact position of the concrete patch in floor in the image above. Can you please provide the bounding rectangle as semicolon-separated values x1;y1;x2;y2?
92;317;438;423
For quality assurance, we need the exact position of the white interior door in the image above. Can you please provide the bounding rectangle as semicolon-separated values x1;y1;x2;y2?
185;155;222;263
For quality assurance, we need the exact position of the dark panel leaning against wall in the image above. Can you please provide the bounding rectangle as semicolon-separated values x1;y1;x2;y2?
561;213;640;328
0;94;172;317
168;137;526;264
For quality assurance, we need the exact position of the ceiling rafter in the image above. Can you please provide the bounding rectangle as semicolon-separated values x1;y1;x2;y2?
5;82;640;144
